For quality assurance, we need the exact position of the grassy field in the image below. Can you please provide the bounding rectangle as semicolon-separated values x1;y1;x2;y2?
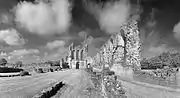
0;70;77;98
0;69;103;98
118;76;180;98
2;68;180;98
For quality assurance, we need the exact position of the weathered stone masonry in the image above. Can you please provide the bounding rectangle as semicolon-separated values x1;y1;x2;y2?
93;20;141;70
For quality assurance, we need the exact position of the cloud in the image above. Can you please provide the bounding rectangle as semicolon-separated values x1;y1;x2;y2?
0;28;25;46
78;31;87;38
9;49;39;57
0;12;14;25
148;44;177;58
8;49;39;61
14;0;72;35
43;47;68;61
0;52;8;59
173;21;180;42
0;52;7;56
83;0;131;33
46;40;65;50
0;52;10;61
0;49;39;63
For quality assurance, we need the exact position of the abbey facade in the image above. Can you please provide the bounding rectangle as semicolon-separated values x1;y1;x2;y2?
62;37;93;69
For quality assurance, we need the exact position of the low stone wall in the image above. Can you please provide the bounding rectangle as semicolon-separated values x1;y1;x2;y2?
32;81;66;98
103;75;127;98
0;72;20;77
111;65;133;80
133;70;179;88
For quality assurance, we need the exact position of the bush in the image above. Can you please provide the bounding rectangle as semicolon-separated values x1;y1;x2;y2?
49;68;54;72
37;68;44;73
62;63;69;69
0;58;7;66
102;68;115;75
20;71;30;76
0;67;23;73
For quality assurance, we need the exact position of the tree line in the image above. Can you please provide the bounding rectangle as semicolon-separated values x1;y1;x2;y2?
141;52;180;69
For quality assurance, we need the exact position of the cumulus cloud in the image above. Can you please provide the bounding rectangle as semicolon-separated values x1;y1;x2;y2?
0;12;14;25
78;31;87;38
9;49;39;57
43;47;68;61
0;52;7;56
46;40;65;50
83;0;131;33
14;0;72;35
0;52;10;61
0;52;8;59
0;49;39;62
0;28;25;46
148;44;177;57
173;21;180;42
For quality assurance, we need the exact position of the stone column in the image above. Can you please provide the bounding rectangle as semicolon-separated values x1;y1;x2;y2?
72;50;75;59
74;49;77;61
121;20;141;68
76;49;79;61
61;58;64;64
80;49;83;60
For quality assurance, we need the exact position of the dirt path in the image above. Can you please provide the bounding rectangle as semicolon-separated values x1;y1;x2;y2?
53;69;103;98
0;69;103;98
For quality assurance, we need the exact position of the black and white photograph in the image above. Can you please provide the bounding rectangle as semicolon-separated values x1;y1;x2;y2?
0;0;180;98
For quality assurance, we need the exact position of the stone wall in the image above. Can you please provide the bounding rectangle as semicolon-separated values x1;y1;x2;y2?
92;20;141;80
132;68;180;88
111;64;134;80
118;20;141;68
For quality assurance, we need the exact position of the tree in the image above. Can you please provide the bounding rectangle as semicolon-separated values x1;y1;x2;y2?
0;58;7;66
49;61;60;66
37;68;44;73
141;58;150;69
62;63;69;69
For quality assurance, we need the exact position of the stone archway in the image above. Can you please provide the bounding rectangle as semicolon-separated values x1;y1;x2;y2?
76;62;80;69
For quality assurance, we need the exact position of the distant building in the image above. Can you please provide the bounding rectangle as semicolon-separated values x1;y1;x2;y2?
66;36;93;69
67;43;88;69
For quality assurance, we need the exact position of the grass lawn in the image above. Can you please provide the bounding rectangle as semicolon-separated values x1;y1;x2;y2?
0;70;74;98
0;69;103;98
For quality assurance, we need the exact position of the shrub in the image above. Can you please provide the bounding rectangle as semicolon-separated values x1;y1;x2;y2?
0;67;23;73
37;68;44;73
20;71;30;76
0;58;7;66
62;63;69;69
49;68;54;72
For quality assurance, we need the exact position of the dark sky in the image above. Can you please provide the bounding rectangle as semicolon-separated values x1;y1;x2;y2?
0;0;180;63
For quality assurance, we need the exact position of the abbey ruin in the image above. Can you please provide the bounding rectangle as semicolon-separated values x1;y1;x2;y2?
61;19;141;72
93;20;141;76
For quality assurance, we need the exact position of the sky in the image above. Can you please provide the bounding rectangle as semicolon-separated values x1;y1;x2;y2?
0;0;180;64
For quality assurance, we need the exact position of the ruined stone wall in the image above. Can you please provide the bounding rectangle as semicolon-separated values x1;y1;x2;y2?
93;20;141;76
112;33;125;64
121;20;141;68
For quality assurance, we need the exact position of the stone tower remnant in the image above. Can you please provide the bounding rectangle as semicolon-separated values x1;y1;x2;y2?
93;20;141;72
